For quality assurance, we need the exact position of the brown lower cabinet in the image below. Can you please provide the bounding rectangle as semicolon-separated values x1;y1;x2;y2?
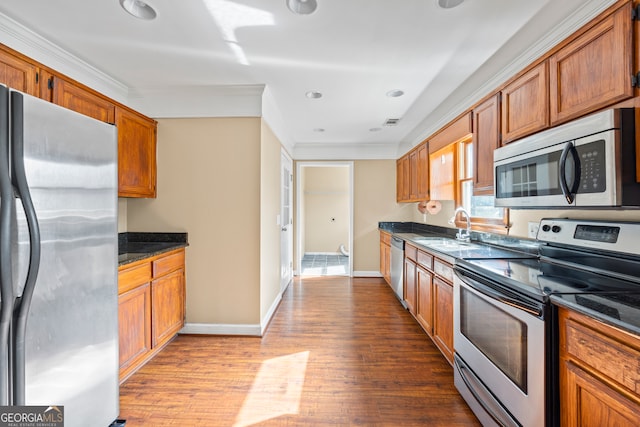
559;306;640;426
404;243;454;366
118;248;186;383
379;231;391;285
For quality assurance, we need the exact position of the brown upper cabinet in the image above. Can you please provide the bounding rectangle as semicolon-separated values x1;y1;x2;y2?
396;156;410;202
549;1;633;125
397;142;429;203
501;61;549;144
0;50;38;96
473;94;501;195
429;143;456;201
116;107;157;198
0;44;157;199
51;76;115;124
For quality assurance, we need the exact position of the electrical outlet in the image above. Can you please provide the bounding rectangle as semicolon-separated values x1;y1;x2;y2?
528;221;540;239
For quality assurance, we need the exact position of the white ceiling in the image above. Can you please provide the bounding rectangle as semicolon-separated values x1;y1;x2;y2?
0;0;616;158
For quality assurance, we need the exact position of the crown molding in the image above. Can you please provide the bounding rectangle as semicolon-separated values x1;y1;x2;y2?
293;142;397;160
127;84;265;118
0;12;129;103
404;0;617;148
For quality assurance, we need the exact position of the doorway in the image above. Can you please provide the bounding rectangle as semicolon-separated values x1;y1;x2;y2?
296;162;353;277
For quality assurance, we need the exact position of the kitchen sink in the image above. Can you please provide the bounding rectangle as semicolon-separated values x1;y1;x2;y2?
408;236;526;259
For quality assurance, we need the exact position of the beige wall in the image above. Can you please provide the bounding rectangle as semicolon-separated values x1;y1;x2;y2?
303;166;350;253
259;120;284;323
127;117;262;326
353;160;415;273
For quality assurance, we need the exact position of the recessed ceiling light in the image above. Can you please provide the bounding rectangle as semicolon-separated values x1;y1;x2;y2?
369;128;382;132
437;0;464;9
120;0;157;20
313;128;325;132
306;91;323;99
287;0;318;15
386;90;404;98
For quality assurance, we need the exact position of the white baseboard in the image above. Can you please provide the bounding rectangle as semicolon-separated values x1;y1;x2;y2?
181;284;289;338
353;271;383;278
261;291;283;335
180;323;261;336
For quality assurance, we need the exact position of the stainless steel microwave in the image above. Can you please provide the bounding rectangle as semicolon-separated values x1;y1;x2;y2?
494;108;640;208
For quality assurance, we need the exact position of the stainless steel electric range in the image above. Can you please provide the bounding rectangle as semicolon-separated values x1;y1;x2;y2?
453;218;640;427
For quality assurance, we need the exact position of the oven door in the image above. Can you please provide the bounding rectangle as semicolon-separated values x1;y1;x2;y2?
494;129;618;208
453;269;546;427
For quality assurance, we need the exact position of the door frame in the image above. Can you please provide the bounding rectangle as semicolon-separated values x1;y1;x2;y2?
295;161;354;277
280;148;294;292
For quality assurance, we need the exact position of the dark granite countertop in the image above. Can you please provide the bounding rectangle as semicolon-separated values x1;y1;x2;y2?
378;221;539;258
118;232;189;266
551;293;640;336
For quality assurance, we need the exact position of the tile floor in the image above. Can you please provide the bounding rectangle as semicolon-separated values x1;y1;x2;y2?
300;253;349;276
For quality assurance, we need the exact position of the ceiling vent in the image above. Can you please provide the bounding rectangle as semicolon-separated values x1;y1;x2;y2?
383;118;401;126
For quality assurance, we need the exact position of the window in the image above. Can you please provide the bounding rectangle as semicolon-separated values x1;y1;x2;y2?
456;138;509;233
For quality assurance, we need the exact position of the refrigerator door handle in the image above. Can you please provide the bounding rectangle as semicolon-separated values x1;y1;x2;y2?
0;86;15;406
9;91;41;405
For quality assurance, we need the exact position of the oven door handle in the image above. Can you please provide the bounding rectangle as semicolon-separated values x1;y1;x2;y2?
559;140;581;204
456;270;543;318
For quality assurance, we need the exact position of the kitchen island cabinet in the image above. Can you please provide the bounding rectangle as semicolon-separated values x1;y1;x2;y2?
118;247;186;383
558;306;640;426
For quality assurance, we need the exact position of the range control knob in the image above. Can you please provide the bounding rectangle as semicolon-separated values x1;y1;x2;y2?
551;225;561;233
542;224;551;232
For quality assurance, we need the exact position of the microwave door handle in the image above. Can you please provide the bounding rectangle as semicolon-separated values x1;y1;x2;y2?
559;141;581;204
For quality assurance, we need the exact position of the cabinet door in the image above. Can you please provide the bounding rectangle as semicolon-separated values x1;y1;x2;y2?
472;94;500;196
501;61;549;144
549;3;632;125
404;257;417;315
409;149;419;200
51;76;115;123
151;269;185;348
429;143;456;201
416;266;433;336
433;276;454;365
0;50;38;96
379;241;391;284
116;106;157;198
118;283;152;381
396;155;411;202
416;143;429;199
561;360;640;427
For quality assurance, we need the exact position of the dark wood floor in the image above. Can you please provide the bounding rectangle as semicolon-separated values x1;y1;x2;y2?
119;276;480;426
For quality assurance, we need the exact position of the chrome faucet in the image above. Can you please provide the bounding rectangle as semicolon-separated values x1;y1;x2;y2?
449;206;472;242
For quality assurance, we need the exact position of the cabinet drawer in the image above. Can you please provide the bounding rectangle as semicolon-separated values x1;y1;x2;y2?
153;250;185;277
433;258;453;283
119;262;152;294
417;250;433;270
405;243;418;262
565;317;640;396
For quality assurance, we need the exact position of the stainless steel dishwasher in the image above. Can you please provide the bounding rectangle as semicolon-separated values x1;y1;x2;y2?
390;236;406;307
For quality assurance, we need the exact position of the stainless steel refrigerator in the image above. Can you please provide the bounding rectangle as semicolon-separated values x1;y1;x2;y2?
0;85;120;426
